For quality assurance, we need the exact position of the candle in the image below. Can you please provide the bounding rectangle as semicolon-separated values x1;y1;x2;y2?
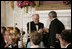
14;23;17;33
13;10;15;33
21;28;23;36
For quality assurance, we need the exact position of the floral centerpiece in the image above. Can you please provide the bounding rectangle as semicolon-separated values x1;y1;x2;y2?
63;1;71;5
17;1;35;13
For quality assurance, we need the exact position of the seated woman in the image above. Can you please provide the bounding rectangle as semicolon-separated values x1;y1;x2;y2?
1;26;6;34
4;30;12;48
10;27;21;48
1;27;12;48
27;31;45;48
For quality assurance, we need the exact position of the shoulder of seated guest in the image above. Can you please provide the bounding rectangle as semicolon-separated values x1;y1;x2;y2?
67;43;72;48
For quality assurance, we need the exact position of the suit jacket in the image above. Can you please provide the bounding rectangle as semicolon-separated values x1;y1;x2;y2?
48;18;65;47
27;21;44;33
0;33;6;48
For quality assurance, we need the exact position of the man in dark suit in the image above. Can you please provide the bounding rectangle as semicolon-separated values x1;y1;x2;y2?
27;14;44;33
26;14;44;47
48;11;65;48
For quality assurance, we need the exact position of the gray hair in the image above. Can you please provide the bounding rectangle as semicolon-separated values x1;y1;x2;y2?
32;14;39;18
48;11;57;18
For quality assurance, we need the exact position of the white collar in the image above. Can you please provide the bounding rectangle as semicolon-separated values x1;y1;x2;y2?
51;18;56;22
53;18;56;20
65;43;71;48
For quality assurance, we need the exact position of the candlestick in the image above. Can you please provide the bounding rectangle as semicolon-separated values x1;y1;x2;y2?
29;22;31;34
13;10;15;33
21;10;23;36
14;23;17;33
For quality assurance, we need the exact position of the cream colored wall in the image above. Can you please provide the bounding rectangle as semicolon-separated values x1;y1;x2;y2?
1;1;71;33
1;1;6;26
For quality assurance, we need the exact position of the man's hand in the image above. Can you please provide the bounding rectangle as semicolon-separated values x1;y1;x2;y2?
37;29;43;33
43;28;49;33
56;34;61;39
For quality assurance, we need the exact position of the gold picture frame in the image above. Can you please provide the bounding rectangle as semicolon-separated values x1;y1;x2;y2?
35;1;71;10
